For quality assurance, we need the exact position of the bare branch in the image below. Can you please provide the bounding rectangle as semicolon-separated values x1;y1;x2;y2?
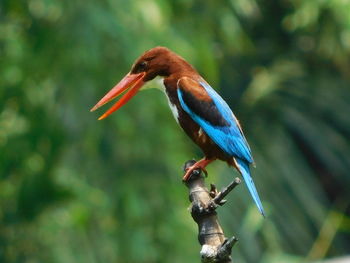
183;160;240;263
212;177;241;206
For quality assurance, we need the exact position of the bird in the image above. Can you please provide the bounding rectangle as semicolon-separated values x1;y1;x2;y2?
91;47;265;216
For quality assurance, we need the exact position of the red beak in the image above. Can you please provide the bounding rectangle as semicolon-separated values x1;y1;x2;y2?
90;72;146;120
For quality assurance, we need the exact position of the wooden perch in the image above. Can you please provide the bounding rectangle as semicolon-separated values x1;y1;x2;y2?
183;160;240;263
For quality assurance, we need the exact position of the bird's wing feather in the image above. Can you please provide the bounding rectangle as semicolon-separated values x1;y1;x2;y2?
177;77;253;163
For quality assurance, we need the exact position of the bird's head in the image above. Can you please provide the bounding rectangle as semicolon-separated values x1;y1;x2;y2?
130;46;172;81
90;46;190;120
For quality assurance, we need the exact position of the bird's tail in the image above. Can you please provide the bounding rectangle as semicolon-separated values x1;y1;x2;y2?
235;158;265;217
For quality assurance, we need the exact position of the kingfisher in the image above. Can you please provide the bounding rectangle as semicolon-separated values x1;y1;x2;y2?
91;47;265;216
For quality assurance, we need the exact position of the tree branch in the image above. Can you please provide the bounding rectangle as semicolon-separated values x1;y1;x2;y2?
183;160;240;263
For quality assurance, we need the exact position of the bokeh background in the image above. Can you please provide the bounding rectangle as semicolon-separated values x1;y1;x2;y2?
1;0;350;262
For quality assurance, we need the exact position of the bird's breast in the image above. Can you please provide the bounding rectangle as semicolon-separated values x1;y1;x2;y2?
165;94;180;124
158;80;180;123
163;82;209;147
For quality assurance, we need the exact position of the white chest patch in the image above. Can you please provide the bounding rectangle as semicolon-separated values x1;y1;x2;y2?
157;79;180;124
168;100;179;123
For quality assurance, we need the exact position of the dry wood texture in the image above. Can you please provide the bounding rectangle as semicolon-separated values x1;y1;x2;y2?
183;160;241;263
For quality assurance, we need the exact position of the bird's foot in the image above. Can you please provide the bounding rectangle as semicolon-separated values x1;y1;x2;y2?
182;158;214;181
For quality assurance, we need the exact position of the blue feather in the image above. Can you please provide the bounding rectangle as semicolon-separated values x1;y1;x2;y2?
235;158;265;216
177;80;264;215
178;81;253;163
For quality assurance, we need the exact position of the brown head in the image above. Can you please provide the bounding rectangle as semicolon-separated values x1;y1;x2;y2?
90;46;196;120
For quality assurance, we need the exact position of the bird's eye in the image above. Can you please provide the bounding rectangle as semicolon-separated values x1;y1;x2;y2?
139;61;147;70
132;61;148;74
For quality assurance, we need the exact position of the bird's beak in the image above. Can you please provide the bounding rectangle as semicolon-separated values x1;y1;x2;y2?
90;72;146;120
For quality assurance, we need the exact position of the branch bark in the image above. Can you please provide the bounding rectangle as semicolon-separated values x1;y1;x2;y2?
183;160;240;263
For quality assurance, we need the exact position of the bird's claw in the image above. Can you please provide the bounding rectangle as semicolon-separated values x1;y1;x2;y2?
182;167;197;181
182;158;214;181
182;165;207;181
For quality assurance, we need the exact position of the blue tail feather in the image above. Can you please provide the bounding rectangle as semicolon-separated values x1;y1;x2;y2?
236;158;265;216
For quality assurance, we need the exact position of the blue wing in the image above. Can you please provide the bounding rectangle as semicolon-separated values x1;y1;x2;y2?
177;77;253;163
177;77;265;216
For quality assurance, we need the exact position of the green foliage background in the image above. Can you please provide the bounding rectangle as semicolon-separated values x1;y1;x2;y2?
1;0;350;262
